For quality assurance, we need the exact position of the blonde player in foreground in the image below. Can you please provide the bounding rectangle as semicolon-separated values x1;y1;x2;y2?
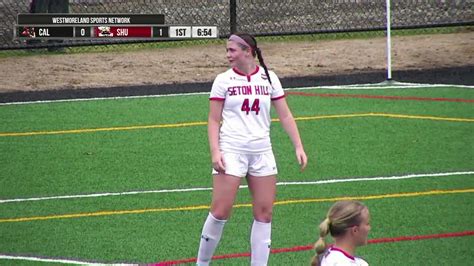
311;201;371;266
196;33;308;266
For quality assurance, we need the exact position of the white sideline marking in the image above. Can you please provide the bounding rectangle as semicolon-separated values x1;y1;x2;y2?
0;187;214;204
1;171;472;204
0;254;123;265
1;83;472;106
276;171;474;185
0;91;210;106
290;83;474;91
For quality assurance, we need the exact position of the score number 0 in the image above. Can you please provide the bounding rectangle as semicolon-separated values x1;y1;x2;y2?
75;26;90;37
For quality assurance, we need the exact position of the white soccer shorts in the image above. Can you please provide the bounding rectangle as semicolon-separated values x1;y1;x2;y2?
212;152;278;177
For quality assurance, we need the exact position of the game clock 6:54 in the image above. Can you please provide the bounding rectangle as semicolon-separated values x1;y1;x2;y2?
192;26;217;38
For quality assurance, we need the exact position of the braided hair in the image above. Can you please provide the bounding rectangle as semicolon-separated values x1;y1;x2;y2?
311;201;367;266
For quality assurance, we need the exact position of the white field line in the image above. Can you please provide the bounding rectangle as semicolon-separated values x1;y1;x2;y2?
290;83;474;90
1;83;472;106
0;91;211;106
1;171;472;204
0;254;130;265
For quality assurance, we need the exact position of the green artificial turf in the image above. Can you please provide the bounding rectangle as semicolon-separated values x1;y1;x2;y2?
0;86;472;265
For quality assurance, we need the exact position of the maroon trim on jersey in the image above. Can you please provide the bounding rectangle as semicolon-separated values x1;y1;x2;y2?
232;66;260;82
271;95;286;101
329;246;355;261
209;97;225;101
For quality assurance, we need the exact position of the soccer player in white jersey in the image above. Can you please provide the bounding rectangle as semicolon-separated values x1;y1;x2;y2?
311;201;371;266
196;33;307;266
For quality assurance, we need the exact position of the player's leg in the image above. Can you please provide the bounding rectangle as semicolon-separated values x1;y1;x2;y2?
197;173;241;266
210;173;242;219
247;152;278;266
247;174;276;222
247;174;276;266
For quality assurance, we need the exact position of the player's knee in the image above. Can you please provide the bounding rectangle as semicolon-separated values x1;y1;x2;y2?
211;200;234;220
210;209;231;220
253;207;273;222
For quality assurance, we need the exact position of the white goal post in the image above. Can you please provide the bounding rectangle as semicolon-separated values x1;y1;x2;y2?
386;0;392;81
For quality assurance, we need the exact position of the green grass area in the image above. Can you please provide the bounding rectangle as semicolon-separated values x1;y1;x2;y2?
0;86;473;265
1;26;471;58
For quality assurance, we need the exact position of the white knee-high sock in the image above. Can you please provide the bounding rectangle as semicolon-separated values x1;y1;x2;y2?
196;213;227;265
250;220;272;266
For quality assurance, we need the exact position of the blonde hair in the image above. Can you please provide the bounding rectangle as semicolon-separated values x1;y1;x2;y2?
310;200;367;266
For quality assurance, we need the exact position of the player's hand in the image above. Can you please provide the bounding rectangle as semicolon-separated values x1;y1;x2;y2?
295;148;307;171
212;152;226;173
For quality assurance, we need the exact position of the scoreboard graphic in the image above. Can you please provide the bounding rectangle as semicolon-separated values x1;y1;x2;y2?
14;14;218;40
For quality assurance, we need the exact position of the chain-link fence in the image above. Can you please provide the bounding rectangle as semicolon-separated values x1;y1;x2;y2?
1;0;473;50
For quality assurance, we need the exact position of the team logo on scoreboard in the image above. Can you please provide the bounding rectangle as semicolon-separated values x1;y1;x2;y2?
20;27;36;38
98;26;113;37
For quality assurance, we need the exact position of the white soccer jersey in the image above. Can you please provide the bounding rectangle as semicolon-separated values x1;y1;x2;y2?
209;66;285;154
320;247;369;266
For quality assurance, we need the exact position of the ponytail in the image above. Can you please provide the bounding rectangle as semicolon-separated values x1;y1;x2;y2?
311;217;330;266
311;201;367;266
255;47;272;85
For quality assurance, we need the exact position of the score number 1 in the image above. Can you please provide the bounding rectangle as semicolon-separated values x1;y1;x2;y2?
153;26;169;38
